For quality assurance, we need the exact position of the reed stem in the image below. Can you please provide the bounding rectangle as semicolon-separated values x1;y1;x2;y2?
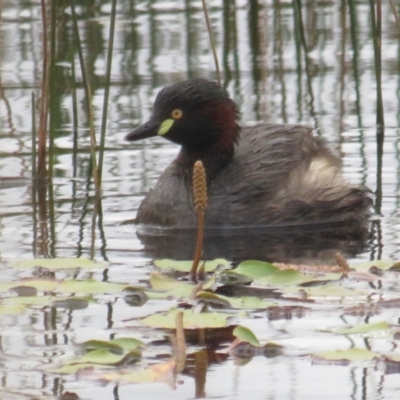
70;0;99;192
98;0;117;184
202;0;221;85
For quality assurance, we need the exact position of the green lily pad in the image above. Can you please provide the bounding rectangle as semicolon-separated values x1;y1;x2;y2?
336;321;390;335
80;340;124;354
195;291;274;309
147;272;215;299
10;258;108;270
3;296;58;306
233;326;261;347
234;260;278;279
149;272;190;291
9;279;58;292
256;269;315;287
110;338;144;351
154;258;230;272
71;349;127;365
59;279;126;294
48;362;106;374
80;338;143;354
0;283;13;293
101;359;176;383
140;308;229;329
0;304;26;315
314;348;378;362
350;260;395;272
286;284;364;297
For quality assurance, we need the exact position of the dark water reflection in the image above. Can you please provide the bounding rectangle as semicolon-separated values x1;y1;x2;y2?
135;221;371;264
1;1;400;399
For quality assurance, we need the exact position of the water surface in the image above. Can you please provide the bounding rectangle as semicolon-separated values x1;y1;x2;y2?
1;1;400;399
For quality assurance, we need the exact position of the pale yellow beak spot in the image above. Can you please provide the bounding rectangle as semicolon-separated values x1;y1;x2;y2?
158;119;174;136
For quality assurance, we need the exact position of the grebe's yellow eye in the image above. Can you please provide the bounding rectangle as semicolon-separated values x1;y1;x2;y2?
171;109;183;119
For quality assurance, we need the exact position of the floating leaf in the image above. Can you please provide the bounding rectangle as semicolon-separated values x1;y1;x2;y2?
48;362;102;375
336;321;390;335
256;269;315;287
154;259;229;273
140;308;229;329
110;338;143;351
228;296;274;309
149;272;185;291
71;349;127;365
3;296;58;306
0;304;26;315
313;348;378;362
147;272;215;299
10;258;108;270
350;260;395;272
233;326;261;347
80;340;124;355
287;284;365;298
196;291;274;310
101;359;176;383
195;292;231;308
234;260;278;279
9;279;58;292
0;283;13;293
59;280;126;294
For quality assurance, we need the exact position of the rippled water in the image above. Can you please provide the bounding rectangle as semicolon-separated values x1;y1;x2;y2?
1;1;400;399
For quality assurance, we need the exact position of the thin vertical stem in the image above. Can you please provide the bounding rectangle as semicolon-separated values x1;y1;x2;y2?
31;92;38;256
388;0;400;36
31;92;37;181
202;0;221;85
38;0;49;179
98;0;117;184
369;0;384;127
190;210;204;278
48;0;56;177
70;0;99;191
369;0;384;215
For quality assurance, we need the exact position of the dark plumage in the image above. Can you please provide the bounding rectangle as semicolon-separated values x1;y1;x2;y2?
125;79;371;229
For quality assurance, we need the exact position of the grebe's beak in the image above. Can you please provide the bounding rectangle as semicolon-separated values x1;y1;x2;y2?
125;117;160;141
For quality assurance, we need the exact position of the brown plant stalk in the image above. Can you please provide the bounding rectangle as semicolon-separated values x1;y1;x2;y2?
190;161;208;278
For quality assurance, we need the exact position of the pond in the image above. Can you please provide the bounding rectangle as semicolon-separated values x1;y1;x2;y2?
1;1;400;399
